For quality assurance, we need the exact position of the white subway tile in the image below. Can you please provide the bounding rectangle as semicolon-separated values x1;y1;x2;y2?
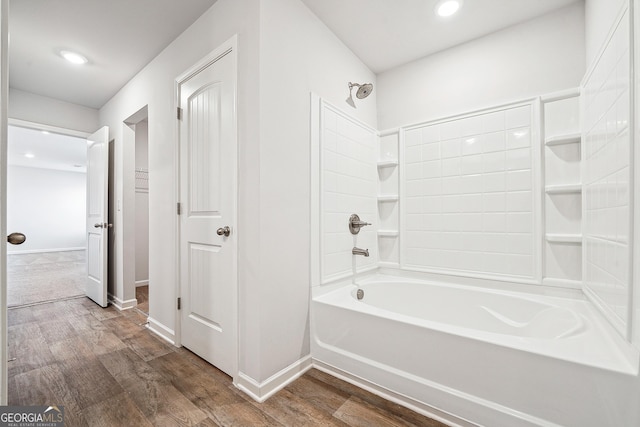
483;192;506;212
405;129;422;146
462;135;484;156
461;154;484;175
441;157;461;177
441;138;462;158
483;172;506;193
406;162;422;181
422;142;441;161
507;128;531;149
506;147;531;171
440;120;461;140
423;160;442;178
507;212;533;233
484;131;506;153
421;125;440;144
460;115;484;137
483;151;506;173
506;106;531;129
506;170;531;191
483;213;506;232
483;110;505;133
506;191;532;212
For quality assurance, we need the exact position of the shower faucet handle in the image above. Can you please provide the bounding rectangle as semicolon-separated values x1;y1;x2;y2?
349;214;371;235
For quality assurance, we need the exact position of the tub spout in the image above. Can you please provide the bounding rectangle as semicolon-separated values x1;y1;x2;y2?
352;247;369;257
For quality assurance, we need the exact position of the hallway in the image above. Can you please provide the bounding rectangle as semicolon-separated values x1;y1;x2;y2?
7;298;443;426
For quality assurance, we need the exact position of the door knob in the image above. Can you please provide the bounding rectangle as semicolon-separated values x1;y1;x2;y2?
216;226;231;237
7;232;26;245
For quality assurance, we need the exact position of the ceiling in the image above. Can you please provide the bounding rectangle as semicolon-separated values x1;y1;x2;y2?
301;0;581;73
9;0;218;109
8;126;87;173
8;0;581;111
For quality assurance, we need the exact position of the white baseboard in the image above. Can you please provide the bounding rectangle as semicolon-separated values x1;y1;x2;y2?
147;317;176;346
108;293;137;311
135;280;149;287
235;355;313;403
7;247;85;255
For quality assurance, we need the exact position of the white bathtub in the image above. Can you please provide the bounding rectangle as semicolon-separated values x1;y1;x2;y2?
311;274;640;427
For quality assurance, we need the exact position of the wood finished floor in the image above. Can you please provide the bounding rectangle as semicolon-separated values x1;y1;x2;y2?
135;285;149;315
8;297;446;427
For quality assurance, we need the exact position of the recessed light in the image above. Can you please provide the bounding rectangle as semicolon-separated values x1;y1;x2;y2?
24;153;35;159
41;130;50;135
436;0;463;17
60;50;88;65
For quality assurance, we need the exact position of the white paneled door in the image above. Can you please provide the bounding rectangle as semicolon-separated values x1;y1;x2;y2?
178;41;237;377
85;126;110;307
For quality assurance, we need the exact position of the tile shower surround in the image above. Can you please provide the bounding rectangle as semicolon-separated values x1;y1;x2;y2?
401;104;537;280
583;8;632;334
320;105;377;283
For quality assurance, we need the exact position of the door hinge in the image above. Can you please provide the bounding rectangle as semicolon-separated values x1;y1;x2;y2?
177;297;181;310
177;202;182;215
177;107;183;120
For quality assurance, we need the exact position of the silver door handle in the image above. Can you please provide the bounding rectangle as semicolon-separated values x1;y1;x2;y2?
7;232;26;245
217;226;231;237
94;223;113;229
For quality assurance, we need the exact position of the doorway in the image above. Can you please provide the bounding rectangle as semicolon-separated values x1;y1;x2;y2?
122;107;150;316
6;122;89;307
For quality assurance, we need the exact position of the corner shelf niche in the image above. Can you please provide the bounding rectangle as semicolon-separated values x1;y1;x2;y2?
545;132;581;146
542;89;582;287
377;130;400;266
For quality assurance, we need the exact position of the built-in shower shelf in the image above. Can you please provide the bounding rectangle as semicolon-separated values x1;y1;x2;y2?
546;233;582;243
377;160;399;168
545;133;581;146
377;195;399;202
377;230;399;237
542;277;582;289
545;184;582;194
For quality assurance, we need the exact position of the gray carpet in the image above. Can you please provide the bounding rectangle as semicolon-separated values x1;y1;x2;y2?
7;250;85;307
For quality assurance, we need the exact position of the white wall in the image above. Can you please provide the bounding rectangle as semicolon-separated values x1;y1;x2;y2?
7;165;85;253
9;88;99;133
252;0;376;384
377;2;585;130
98;0;261;364
585;0;627;66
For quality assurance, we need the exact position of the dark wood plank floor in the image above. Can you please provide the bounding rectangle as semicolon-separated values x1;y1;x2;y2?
8;297;446;426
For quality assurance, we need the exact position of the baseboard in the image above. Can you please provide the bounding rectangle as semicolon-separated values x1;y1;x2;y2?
7;247;85;255
235;355;313;403
135;280;149;287
108;293;137;311
147;317;176;346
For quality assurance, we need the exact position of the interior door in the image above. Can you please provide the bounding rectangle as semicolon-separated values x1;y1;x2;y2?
179;46;237;377
86;126;109;307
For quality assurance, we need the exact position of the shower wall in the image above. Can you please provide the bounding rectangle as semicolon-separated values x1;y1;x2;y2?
400;103;539;281
313;99;378;286
582;6;632;338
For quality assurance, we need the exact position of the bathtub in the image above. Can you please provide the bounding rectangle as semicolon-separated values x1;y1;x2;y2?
311;274;640;427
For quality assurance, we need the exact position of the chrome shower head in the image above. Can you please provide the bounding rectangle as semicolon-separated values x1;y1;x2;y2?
346;82;373;108
354;83;373;99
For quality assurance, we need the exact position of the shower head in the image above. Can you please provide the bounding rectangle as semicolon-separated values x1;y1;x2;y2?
353;83;373;99
346;82;374;108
